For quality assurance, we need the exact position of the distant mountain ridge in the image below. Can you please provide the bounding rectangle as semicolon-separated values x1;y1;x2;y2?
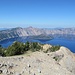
0;28;8;31
0;27;75;41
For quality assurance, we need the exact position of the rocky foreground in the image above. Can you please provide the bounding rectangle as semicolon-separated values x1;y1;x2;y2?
0;44;75;75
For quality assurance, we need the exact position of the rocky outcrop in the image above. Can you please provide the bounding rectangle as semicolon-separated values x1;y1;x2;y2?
0;46;75;75
46;46;75;75
0;27;75;41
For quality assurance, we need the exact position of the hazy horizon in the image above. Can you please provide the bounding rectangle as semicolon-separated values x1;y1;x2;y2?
0;25;75;29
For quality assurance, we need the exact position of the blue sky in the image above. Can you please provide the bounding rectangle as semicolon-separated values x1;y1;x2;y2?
0;0;75;28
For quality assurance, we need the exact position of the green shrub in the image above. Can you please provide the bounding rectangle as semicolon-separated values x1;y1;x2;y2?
0;45;6;56
24;41;30;51
0;42;60;56
50;45;60;52
45;45;60;53
30;42;42;52
5;42;25;56
4;41;42;56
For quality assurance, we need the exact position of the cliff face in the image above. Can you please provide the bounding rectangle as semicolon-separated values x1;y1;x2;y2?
0;27;44;40
0;27;75;41
0;45;75;75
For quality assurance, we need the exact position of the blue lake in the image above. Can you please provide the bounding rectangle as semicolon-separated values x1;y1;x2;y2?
0;37;75;53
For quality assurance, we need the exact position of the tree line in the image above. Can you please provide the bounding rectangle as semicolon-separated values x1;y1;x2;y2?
0;41;42;56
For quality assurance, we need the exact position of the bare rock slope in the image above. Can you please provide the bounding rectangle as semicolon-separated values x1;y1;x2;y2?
0;45;75;75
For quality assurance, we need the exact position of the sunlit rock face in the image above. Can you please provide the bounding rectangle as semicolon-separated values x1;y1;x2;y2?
0;27;75;41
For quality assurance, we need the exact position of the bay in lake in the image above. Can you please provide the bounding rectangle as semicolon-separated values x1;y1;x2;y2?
0;37;75;53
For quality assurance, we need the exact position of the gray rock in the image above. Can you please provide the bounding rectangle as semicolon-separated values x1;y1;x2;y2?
0;70;2;74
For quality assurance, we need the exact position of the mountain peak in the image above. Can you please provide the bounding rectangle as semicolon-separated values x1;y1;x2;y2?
27;26;34;29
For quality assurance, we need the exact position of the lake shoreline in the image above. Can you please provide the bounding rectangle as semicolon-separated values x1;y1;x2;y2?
0;37;75;53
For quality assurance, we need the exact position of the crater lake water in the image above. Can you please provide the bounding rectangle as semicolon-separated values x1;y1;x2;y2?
0;37;75;53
